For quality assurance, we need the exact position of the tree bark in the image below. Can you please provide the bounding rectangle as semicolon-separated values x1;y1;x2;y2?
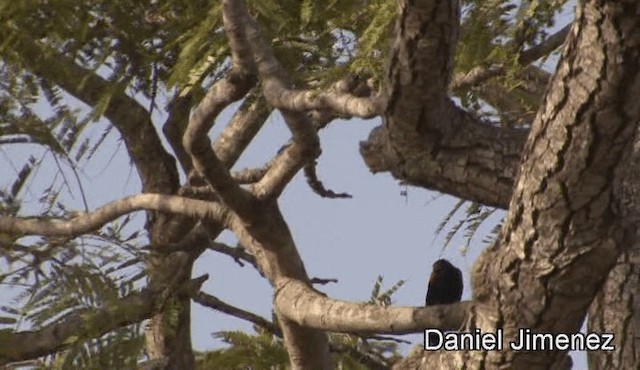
389;0;640;368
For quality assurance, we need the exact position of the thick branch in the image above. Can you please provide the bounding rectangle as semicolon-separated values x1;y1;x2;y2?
195;290;390;370
361;111;526;209
260;85;381;119
275;278;470;335
182;70;257;219
365;5;572;210
361;0;527;209
213;92;272;168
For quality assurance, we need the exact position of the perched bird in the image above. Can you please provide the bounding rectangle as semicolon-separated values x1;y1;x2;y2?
425;259;463;306
425;259;463;348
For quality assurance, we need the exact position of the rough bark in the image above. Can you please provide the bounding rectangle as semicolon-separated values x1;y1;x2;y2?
387;0;640;368
360;0;527;209
588;244;640;369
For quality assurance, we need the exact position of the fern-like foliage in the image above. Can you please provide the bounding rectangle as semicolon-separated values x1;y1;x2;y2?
433;200;503;256
196;331;289;370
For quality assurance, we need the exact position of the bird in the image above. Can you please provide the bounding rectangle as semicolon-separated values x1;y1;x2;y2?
424;259;463;348
425;259;463;306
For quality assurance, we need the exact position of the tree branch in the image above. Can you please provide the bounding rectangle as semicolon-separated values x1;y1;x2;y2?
0;194;230;237
213;92;272;168
195;290;391;370
223;0;322;201
208;241;257;269
275;278;470;335
259;84;381;119
450;23;571;91
194;291;281;336
181;1;259;221
361;0;527;210
13;34;179;195
0;276;208;366
519;24;571;65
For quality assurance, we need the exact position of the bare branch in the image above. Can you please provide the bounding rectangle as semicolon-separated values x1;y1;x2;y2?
519;24;572;65
181;1;260;221
182;70;257;219
275;278;470;335
208;241;257;269
194;291;281;336
304;161;353;199
223;0;322;200
252;139;320;200
0;194;230;237
262;86;381;119
195;290;390;370
213;92;272;168
231;167;270;184
0;276;208;366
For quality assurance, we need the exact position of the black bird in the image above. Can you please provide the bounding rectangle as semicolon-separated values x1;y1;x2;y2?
425;259;463;348
425;259;463;306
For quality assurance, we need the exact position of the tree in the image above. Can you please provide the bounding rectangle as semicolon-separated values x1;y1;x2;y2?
0;0;639;369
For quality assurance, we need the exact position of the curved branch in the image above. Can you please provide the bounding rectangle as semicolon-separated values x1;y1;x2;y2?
263;86;381;119
182;70;257;219
304;161;352;199
181;2;260;221
0;194;230;237
275;278;470;335
223;0;322;201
